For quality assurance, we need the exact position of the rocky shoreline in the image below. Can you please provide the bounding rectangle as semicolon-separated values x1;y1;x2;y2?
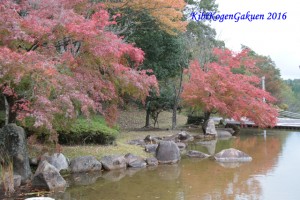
1;122;252;199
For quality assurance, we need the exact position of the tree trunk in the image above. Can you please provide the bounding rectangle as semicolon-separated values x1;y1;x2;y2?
202;111;211;134
172;105;177;129
145;106;151;128
171;66;184;130
4;95;9;125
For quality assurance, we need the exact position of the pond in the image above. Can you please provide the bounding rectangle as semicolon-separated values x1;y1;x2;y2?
53;129;300;200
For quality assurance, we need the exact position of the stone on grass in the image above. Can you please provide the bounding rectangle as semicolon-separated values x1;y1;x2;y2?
155;141;180;164
32;160;66;191
101;155;126;171
214;148;252;162
186;150;210;158
70;156;102;173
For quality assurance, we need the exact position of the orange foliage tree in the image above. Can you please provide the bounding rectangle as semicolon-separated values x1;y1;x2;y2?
181;48;278;131
104;0;187;35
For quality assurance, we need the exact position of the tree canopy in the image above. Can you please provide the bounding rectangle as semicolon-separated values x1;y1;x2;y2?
0;0;158;134
182;48;278;128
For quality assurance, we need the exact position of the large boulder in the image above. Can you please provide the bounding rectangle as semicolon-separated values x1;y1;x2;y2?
69;156;102;173
32;160;67;191
0;124;32;183
186;150;210;158
41;153;69;172
101;155;126;170
214;148;252;162
155;141;180;164
205;119;217;135
124;153;146;168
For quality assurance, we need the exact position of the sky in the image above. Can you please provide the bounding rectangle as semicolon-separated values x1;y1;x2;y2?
209;0;300;80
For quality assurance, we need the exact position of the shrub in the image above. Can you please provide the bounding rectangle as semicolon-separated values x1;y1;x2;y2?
58;116;119;145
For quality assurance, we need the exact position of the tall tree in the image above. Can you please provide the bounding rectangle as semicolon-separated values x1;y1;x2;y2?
182;48;278;132
0;0;158;136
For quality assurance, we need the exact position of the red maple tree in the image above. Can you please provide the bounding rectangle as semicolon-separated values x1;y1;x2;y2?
0;0;158;134
181;48;278;130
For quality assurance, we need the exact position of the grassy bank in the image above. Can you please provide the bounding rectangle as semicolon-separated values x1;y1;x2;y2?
62;107;189;159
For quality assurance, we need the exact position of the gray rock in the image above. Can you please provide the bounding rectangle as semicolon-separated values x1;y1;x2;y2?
32;160;67;191
214;148;252;162
13;175;22;188
155;141;180;164
217;130;232;138
186;150;210;158
42;153;69;171
101;155;126;171
146;157;158;166
0;124;32;183
178;131;194;142
70;156;102;173
145;144;158;153
124;153;146;168
205;119;217;135
176;142;186;150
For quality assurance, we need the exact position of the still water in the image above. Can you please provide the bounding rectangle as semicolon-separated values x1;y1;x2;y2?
55;129;300;200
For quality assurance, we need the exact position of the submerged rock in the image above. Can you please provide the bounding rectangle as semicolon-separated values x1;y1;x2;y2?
155;141;180;164
214;148;252;162
186;150;210;158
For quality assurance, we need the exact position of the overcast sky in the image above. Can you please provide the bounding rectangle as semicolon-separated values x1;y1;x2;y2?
210;0;300;80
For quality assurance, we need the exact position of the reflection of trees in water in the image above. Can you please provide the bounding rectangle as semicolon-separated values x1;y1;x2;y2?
181;134;282;199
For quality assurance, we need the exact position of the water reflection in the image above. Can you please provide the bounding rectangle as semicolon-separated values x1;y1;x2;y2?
57;130;300;200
